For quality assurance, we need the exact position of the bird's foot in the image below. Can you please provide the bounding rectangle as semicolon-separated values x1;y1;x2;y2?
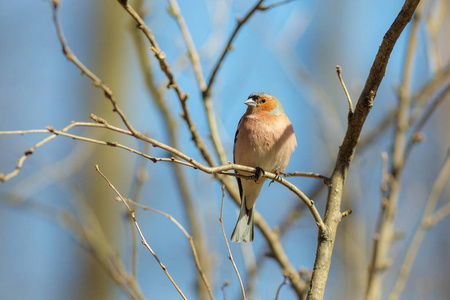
254;167;265;183
269;171;282;187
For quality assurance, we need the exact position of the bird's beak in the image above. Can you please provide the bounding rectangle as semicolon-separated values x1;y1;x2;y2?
244;98;257;107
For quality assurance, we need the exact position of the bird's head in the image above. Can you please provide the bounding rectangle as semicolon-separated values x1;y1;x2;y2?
244;92;285;116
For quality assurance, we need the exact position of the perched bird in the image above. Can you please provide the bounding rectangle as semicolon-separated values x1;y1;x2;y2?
231;92;297;242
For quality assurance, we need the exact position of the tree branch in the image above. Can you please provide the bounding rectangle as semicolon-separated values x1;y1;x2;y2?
95;164;188;300
387;153;450;300
116;0;217;167
219;186;247;300
204;0;264;97
307;1;421;299
365;2;422;298
1;120;326;233
129;3;213;298
123;198;214;300
51;0;137;136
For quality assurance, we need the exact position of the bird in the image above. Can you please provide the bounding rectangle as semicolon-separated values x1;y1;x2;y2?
231;92;297;242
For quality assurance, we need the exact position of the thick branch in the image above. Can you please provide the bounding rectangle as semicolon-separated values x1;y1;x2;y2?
307;1;421;300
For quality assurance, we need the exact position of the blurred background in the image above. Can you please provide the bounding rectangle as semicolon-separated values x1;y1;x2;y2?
0;0;449;299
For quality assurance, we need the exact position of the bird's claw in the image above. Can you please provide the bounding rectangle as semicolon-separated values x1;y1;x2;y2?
269;171;282;187
254;167;265;182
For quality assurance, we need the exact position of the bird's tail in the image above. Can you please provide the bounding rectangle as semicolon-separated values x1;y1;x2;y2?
230;196;254;242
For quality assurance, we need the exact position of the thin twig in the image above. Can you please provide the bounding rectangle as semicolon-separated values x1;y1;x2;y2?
0;122;78;182
221;281;230;300
129;142;149;279
1;120;326;232
0;129;50;135
259;0;296;10
275;275;288;300
282;171;330;185
358;63;450;151
167;0;227;166
404;82;450;161
424;201;450;228
204;0;309;96
123;198;214;300
95;164;188;300
367;152;390;290
336;65;354;116
51;1;137;136
205;0;265;97
340;209;353;219
219;186;247;300
425;0;445;73
167;0;206;91
129;4;213;297
388;154;450;300
5;193;145;300
365;3;422;298
116;0;216;167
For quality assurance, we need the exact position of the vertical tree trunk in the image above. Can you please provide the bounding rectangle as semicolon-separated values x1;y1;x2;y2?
76;2;131;299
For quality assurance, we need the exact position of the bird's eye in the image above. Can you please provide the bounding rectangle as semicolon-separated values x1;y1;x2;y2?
261;99;266;104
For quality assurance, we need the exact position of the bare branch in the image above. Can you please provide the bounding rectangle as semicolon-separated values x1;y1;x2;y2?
123;198;214;300
128;4;213;297
336;65;354;116
128;142;149;279
205;0;296;96
365;3;423;298
340;209;353;219
167;0;228;165
275;275;288;300
358;63;450;151
367;152;390;292
388;154;450;300
51;1;137;136
308;1;421;299
1;119;326;233
95;164;188;300
219;186;247;300
404;82;450;161
0;122;78;182
424;201;450;228
259;0;296;11
167;0;206;91
116;0;217;167
221;281;230;300
282;171;330;185
205;0;264;96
